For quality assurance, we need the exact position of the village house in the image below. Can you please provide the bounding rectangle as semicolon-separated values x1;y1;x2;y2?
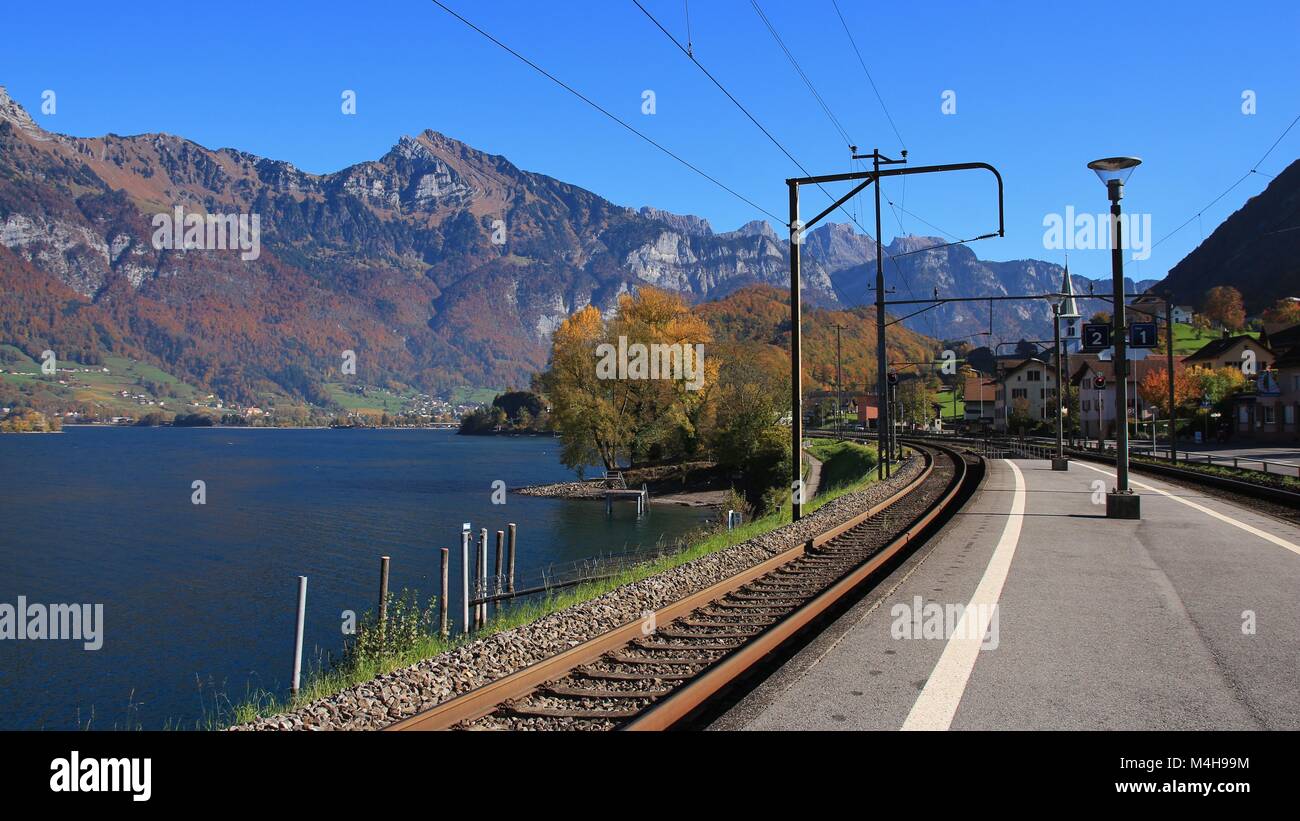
852;393;879;430
992;358;1058;432
1181;334;1274;372
1227;366;1292;441
1129;292;1195;326
1228;321;1300;442
962;374;996;426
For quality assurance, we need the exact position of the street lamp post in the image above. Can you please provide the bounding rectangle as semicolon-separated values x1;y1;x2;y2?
1088;156;1142;519
1050;300;1069;470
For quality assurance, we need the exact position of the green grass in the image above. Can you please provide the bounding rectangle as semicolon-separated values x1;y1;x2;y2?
0;352;210;416
806;439;881;491
0;344;38;371
938;397;965;420
322;382;413;414
1171;323;1258;356
450;386;502;406
222;452;885;728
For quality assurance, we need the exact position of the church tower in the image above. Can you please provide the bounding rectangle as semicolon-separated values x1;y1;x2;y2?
1059;264;1082;355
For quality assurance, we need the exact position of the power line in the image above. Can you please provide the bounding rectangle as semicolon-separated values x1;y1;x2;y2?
738;0;932;319
427;0;782;222
1151;171;1253;251
1252;112;1300;170
630;0;877;242
634;0;999;309
631;0;814;176
749;0;854;149
829;0;906;152
1151;111;1299;251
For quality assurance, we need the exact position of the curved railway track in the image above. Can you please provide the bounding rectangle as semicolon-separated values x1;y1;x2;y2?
388;441;981;731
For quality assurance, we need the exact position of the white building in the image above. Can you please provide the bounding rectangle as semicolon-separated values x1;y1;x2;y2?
993;357;1059;432
1059;266;1083;355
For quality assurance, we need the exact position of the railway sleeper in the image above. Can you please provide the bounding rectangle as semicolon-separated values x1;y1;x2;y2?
543;683;673;699
575;665;695;681
633;637;737;652
656;626;760;640
607;651;714;666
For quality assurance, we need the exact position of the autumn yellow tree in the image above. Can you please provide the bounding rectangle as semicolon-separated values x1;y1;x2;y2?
1202;286;1246;331
1186;365;1247;405
607;288;717;464
1138;365;1198;414
538;288;716;473
1262;297;1300;326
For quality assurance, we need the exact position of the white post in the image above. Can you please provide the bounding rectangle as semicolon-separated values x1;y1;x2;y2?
461;525;471;635
291;575;307;697
479;528;489;625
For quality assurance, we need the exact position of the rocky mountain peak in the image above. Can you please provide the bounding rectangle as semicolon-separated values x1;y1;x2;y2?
638;206;713;236
389;134;438;163
805;222;877;269
887;234;962;257
0;86;47;139
726;219;780;241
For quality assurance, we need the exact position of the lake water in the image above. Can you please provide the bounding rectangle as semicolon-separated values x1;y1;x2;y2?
0;427;710;729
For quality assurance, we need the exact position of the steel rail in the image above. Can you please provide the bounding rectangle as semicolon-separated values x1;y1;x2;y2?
387;442;973;731
624;441;970;730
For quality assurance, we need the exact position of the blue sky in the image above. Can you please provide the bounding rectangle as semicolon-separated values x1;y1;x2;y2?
2;0;1297;282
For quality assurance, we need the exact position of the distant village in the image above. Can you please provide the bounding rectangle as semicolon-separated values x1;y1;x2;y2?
814;275;1300;446
0;362;479;431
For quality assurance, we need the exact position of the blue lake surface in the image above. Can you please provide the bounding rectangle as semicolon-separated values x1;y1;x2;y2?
0;427;709;729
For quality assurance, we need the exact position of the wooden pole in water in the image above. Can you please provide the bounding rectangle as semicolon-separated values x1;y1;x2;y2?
439;547;449;638
495;529;505;614
474;530;485;628
461;528;470;635
507;523;517;593
291;575;307;697
478;530;488;626
378;555;390;633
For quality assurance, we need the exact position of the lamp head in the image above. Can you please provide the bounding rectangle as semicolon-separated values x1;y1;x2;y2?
1087;156;1142;187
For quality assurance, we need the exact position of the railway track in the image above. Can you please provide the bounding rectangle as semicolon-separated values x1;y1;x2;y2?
388;441;981;731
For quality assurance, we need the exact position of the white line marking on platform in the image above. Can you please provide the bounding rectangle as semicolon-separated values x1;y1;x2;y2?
901;460;1026;731
1073;461;1300;557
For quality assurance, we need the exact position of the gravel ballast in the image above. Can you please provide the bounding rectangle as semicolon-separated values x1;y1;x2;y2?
233;455;923;731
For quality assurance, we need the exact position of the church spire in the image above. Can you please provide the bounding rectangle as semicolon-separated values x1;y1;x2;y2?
1059;263;1080;320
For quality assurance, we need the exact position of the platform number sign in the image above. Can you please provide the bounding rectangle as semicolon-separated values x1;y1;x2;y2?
1081;323;1110;352
1130;322;1158;348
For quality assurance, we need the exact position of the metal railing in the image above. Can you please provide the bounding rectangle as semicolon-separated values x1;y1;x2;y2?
1025;434;1300;479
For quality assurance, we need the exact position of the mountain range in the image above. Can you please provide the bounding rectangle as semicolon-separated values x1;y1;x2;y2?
0;84;1239;407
